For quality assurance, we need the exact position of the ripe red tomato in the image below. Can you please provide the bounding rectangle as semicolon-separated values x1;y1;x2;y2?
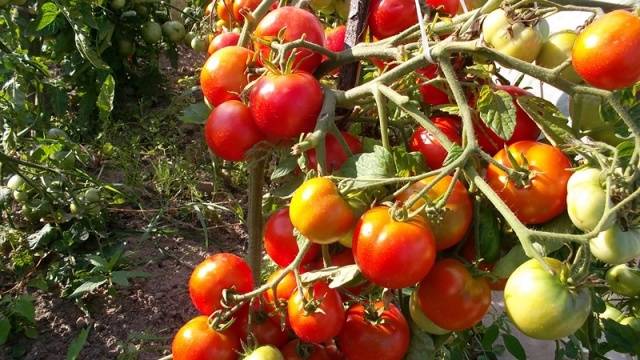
264;268;298;311
395;175;472;250
473;85;541;155
189;253;254;315
287;281;345;343
572;10;640;90
324;25;346;53
368;0;418;39
200;46;253;107
426;0;459;15
208;32;240;56
252;312;290;348
417;259;491;330
281;339;331;360
254;7;325;73
485;141;572;224
264;208;320;267
289;177;356;244
417;65;450;106
353;206;436;288
172;316;240;360
409;115;462;170
306;132;362;173
249;71;323;142
336;302;410;360
203;100;264;161
216;0;235;24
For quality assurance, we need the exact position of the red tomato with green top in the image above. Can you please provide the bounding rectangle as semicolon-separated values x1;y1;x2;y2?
172;316;240;360
409;115;462;170
287;281;345;343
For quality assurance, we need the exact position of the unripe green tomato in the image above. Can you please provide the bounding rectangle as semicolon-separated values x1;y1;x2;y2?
70;201;80;215
7;174;26;191
606;264;640;297
590;225;640;264
142;21;163;44
335;0;348;19
21;204;36;221
111;0;126;10
11;0;27;5
316;3;335;15
567;184;609;232
31;199;52;219
134;4;148;17
13;190;29;203
84;188;101;203
567;167;601;189
309;0;333;11
536;31;582;83
162;21;186;43
620;317;640;331
409;292;449;335
482;9;543;63
47;127;68;140
184;31;196;46
191;36;208;52
244;346;284;360
118;38;135;56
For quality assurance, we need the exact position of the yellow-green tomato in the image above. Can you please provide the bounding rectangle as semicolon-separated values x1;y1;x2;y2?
590;225;640;264
162;21;186;43
606;264;640;297
566;168;610;232
409;292;449;335
191;36;209;52
244;346;284;360
504;257;591;340
7;174;26;191
111;0;126;10
482;9;543;63
142;21;163;44
536;31;582;83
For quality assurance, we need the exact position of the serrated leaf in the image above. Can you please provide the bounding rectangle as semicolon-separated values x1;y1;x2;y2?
438;105;460;116
393;149;426;177
406;322;436;360
442;144;464;167
0;316;10;345
477;86;517;140
517;96;577;146
502;334;526;360
328;265;360;288
66;327;90;360
97;75;114;118
271;156;298;180
69;278;107;298
37;2;60;30
27;224;58;249
179;102;210;124
338;145;394;183
111;271;149;287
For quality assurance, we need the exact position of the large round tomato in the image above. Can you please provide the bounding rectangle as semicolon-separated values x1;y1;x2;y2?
572;10;640;90
254;7;325;73
172;316;240;360
208;32;240;56
396;175;472;250
409;291;449;335
353;206;436;289
426;0;458;15
249;71;323;142
264;208;320;267
336;302;410;360
306;132;362;173
368;0;418;39
203;100;264;161
189;253;254;315
504;258;591;340
280;340;330;360
482;9;543;63
416;258;491;331
264;268;298;310
289;177;356;244
486;141;571;225
590;225;640;265
287;281;345;343
409;115;461;170
201;46;253;107
606;264;640;297
473;86;541;155
566;168;610;232
417;65;450;106
252;312;290;348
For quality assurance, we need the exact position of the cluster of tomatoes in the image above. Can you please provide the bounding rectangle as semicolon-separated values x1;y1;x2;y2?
174;0;640;358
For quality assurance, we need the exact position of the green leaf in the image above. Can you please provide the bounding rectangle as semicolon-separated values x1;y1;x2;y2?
37;2;60;31
69;278;107;298
338;145;394;185
517;96;577;146
616;140;635;167
271;155;298;180
12;295;35;323
476;201;501;262
502;334;526;360
481;324;499;350
491;245;528;279
179;102;210;124
0;316;10;345
405;322;436;360
328;265;361;289
477;86;517;140
602;318;640;354
27;224;58;249
66;327;90;360
393;149;426;177
85;255;108;270
111;271;149;287
97;75;115;117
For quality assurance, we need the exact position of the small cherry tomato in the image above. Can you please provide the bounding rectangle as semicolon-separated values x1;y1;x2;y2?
203;100;264;161
264;208;320;267
409;115;462;170
172;316;240;360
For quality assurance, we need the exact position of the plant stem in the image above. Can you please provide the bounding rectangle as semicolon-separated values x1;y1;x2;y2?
247;156;266;284
373;86;391;151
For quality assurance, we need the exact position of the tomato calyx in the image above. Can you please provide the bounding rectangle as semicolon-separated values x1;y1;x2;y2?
501;146;537;188
208;288;245;332
300;285;328;315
